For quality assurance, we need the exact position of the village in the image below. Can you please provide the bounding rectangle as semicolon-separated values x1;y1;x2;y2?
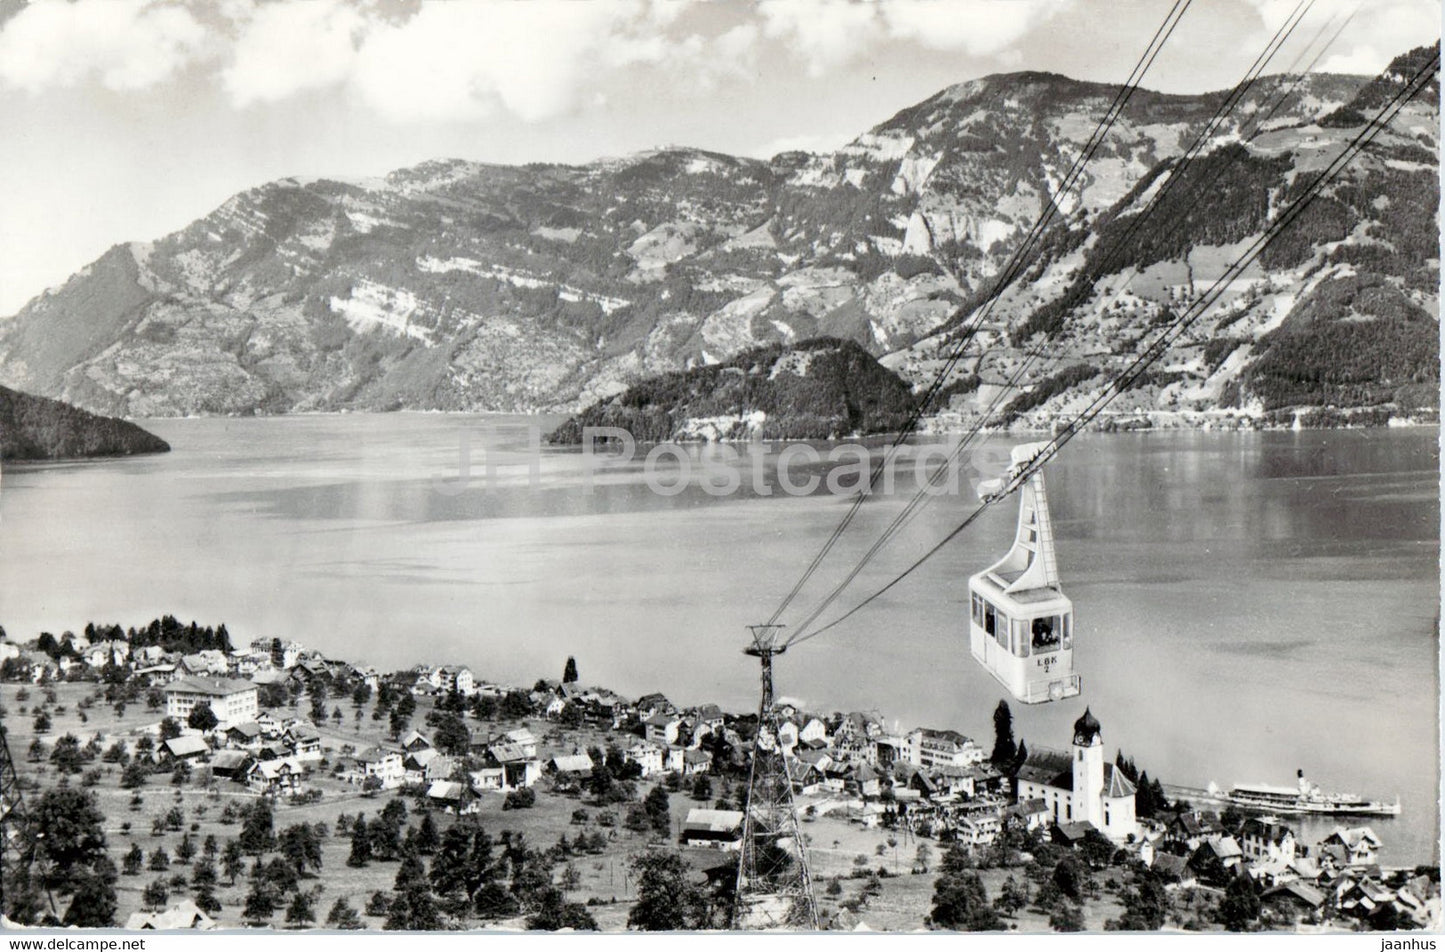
0;617;1437;932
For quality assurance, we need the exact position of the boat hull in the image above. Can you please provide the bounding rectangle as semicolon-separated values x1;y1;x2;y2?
1217;791;1401;818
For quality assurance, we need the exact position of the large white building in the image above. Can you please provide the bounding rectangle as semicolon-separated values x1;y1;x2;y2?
165;677;259;729
1016;708;1139;843
905;728;987;769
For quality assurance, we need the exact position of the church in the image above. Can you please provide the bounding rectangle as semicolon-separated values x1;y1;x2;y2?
1016;707;1140;842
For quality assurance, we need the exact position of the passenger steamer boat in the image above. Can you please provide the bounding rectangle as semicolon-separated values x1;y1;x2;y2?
1206;770;1401;818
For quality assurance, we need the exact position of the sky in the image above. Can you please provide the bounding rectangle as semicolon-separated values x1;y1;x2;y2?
0;0;1438;316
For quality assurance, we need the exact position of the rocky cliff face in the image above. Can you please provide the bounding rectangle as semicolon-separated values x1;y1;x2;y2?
0;54;1434;427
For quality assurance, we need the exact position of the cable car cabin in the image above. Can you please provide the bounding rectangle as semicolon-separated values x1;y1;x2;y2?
968;444;1081;705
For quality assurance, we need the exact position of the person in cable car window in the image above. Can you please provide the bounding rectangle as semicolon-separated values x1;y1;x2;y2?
1032;616;1060;652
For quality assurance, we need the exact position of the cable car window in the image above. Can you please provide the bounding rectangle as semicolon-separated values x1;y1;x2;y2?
1031;615;1061;652
1062;613;1073;649
995;611;1008;649
971;593;983;627
984;602;997;638
1012;619;1029;658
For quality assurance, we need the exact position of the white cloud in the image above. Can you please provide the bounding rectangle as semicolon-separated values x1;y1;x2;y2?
880;0;1072;56
224;0;364;106
219;0;703;124
1242;0;1439;76
759;0;882;77
0;0;209;93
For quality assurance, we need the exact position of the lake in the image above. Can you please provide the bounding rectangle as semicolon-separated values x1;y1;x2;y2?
1;415;1438;864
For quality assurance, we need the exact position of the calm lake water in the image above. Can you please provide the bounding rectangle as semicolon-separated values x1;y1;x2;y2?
1;415;1438;864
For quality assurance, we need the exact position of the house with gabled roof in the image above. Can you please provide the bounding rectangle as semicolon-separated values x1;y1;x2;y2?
485;742;541;790
644;713;683;747
1262;880;1326;920
209;749;252;782
1239;816;1298;865
224;721;263;749
1188;835;1245;884
1150;852;1197;887
247;757;303;796
1166;812;1222;852
426;780;476;813
1317;826;1381;868
547;752;595;775
682;748;713;776
499;727;538;759
125;900;216;930
351;746;405;789
625;741;665;777
682;809;744;850
162;734;210;761
635;693;672;720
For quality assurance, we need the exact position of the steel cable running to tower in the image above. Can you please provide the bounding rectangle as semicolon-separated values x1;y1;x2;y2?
761;0;1195;628
1247;7;1360;141
784;50;1440;650
777;0;1326;645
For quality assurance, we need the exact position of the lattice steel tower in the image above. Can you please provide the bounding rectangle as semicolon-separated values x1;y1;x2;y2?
0;725;54;919
731;624;819;930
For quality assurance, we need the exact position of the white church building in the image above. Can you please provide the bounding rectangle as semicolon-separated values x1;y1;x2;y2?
1016;707;1139;842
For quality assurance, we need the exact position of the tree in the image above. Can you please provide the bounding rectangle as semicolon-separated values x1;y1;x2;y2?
643;785;671;837
32;710;51;734
385;851;441;930
690;773;713;801
242;882;279;924
326;897;363;929
221;839;245;884
562;656;579;684
1218;874;1261;932
49;734;84;774
286;889;317;928
279;823;323;875
415;813;440;855
1109;873;1168;931
504;788;537;810
32;787;108;892
123;843;145;875
158;717;182;741
187;703;219;732
628;851;708;930
432;712;470;757
308;682;329;725
143;877;170;910
239;800;276;855
990;700;1017;767
1053;855;1085;903
995;875;1029;917
63;859;118;927
930;869;1002;931
347;817;372;868
527;887;599;931
1051;901;1086;932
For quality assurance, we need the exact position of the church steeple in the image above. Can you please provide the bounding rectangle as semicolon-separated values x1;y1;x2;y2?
1072;706;1101;747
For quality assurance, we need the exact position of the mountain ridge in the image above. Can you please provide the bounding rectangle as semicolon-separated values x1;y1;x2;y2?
0;53;1434;428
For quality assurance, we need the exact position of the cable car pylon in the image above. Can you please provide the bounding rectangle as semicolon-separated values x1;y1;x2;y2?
0;726;57;921
731;624;819;930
